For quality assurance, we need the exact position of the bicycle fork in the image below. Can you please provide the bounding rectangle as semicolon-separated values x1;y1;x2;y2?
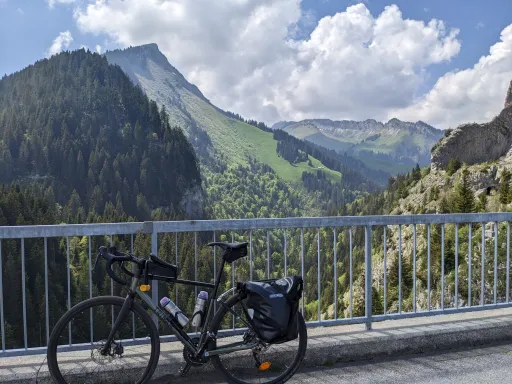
100;292;135;356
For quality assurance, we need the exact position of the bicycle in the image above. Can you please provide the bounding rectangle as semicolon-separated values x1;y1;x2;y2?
46;241;308;384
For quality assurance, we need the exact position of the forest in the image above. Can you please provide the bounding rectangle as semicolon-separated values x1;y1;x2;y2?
273;129;389;186
1;168;508;349
1;48;508;351
0;50;202;218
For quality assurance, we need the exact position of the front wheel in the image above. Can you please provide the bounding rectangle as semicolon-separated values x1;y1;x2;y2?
47;295;160;384
210;294;307;384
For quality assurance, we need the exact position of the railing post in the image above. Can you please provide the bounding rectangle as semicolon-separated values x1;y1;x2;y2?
365;225;373;330
150;224;159;327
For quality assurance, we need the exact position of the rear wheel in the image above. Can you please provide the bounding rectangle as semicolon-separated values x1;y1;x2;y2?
47;296;160;384
210;294;307;384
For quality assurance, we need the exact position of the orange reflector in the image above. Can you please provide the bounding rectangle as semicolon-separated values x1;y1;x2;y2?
258;362;271;371
140;284;151;292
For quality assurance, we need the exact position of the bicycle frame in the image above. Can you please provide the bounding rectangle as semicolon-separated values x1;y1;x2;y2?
101;256;257;360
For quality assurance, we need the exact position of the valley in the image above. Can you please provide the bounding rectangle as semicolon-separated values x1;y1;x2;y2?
274;118;443;175
1;41;510;354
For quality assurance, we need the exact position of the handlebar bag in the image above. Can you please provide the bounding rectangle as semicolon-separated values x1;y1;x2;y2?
146;259;178;280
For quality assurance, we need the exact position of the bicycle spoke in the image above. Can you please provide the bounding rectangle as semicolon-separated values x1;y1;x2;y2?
212;298;306;384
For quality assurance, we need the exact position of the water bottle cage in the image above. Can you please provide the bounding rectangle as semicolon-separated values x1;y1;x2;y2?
191;310;204;328
174;311;186;328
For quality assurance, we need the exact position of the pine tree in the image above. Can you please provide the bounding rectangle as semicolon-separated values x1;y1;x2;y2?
439;196;451;213
412;164;421;182
499;168;511;205
446;157;461;176
476;192;487;212
454;168;475;213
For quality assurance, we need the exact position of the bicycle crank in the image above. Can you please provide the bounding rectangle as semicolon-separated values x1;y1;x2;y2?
179;337;211;377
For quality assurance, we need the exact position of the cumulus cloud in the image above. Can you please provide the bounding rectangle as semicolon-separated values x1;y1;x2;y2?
393;24;512;129
74;1;467;126
47;0;75;9
46;31;73;58
95;44;102;54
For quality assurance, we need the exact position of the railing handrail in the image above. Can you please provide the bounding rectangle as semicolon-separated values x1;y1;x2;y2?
1;212;511;238
1;212;512;357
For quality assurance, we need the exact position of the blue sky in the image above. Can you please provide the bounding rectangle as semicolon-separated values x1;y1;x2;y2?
304;0;512;92
1;0;509;79
0;0;511;129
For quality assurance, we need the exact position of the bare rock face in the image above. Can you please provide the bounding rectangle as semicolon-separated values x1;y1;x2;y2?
506;80;512;109
431;81;512;170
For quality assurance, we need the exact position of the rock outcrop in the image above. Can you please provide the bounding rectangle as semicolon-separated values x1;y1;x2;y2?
506;80;512;109
431;81;512;170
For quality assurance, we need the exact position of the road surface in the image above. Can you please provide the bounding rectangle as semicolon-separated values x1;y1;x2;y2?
150;341;512;383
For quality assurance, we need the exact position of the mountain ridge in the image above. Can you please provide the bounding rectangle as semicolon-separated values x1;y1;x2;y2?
272;117;443;174
104;44;383;216
272;117;442;136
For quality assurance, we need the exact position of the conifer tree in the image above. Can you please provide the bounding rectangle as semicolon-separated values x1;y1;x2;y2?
454;168;475;213
499;168;511;205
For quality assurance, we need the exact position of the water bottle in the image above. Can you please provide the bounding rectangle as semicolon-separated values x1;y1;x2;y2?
191;291;208;327
160;297;189;327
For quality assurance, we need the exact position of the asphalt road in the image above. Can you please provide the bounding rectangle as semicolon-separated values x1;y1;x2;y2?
150;342;512;383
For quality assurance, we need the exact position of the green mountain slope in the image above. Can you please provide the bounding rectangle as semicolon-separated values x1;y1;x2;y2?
0;49;202;219
106;44;336;182
106;44;380;214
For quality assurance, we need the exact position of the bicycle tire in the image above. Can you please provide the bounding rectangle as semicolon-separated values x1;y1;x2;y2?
47;296;160;384
209;294;308;384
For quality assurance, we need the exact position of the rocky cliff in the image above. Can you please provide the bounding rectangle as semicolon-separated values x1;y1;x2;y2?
506;80;512;109
431;82;512;170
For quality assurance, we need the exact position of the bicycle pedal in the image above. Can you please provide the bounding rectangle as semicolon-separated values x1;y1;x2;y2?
179;363;191;377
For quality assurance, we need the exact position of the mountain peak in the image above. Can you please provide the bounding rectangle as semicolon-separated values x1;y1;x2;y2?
140;42;159;49
105;43;210;103
107;43;172;71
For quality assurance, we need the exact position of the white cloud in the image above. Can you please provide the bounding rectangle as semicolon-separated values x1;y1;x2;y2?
95;44;102;54
74;1;465;126
47;0;75;9
392;24;512;129
46;31;73;58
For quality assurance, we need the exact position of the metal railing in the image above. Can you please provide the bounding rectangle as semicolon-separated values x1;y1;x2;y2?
1;212;512;357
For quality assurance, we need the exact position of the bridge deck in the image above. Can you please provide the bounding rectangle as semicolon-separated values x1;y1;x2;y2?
3;307;512;383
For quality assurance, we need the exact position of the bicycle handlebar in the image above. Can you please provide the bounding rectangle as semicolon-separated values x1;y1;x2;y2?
94;246;141;285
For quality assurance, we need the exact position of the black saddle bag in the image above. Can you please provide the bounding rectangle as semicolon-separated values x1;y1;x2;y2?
239;276;303;344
